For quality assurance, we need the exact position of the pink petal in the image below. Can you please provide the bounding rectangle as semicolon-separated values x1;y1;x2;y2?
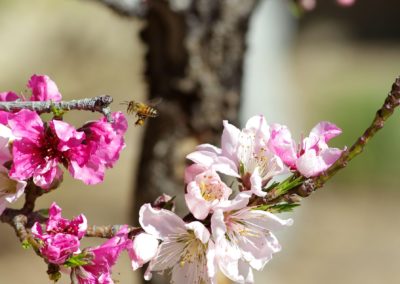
0;91;19;102
310;121;342;143
27;75;62;102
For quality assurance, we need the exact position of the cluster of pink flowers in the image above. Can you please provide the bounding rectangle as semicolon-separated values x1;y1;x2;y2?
0;75;127;213
31;202;158;284
2;75;345;284
129;116;344;283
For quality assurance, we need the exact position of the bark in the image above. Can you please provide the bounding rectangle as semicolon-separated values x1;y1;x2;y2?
134;1;259;282
133;0;259;215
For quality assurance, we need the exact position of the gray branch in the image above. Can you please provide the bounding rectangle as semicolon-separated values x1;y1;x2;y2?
86;0;148;17
0;95;114;121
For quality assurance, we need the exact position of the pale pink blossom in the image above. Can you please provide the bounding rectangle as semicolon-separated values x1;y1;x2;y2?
299;0;316;10
0;123;14;165
269;121;344;177
211;207;292;283
31;202;87;264
27;74;62;102
139;204;215;283
128;232;159;270
187;116;285;197
185;167;250;220
71;226;130;284
0;165;26;215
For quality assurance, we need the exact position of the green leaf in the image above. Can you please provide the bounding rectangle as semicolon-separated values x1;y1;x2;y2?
264;181;280;192
274;175;304;196
22;240;31;249
50;103;65;118
255;203;300;213
64;253;92;268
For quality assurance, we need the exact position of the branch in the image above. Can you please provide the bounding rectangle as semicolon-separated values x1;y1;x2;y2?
86;224;142;238
265;76;400;203
0;95;114;121
86;0;148;17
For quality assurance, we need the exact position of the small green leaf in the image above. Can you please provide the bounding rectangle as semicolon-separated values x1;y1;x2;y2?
274;175;304;196
50;103;65;118
64;253;92;268
22;240;31;249
255;203;300;213
264;181;279;192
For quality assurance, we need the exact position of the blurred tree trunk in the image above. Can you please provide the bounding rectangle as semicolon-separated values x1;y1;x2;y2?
133;0;259;215
92;0;259;282
133;1;259;282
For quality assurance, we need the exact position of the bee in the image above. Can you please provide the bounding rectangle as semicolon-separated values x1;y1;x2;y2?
121;98;161;126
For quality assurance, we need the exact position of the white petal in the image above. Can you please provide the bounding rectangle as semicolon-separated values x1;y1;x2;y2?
130;233;159;270
139;204;186;240
250;167;266;197
211;209;227;240
221;120;240;163
185;221;210;244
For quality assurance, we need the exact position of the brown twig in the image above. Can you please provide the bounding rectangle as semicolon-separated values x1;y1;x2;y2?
264;76;400;204
86;224;141;238
0;95;114;121
86;0;148;17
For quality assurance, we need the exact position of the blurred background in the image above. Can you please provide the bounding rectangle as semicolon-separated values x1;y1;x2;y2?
0;0;399;283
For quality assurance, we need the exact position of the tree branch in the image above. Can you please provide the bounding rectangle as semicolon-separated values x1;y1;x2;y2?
264;76;400;203
85;224;141;238
0;95;114;121
86;0;148;17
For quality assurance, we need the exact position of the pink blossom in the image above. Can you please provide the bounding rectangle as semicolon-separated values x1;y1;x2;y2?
27;74;62;102
8;110;85;189
0;165;26;215
139;204;215;283
269;121;344;177
71;226;130;284
211;207;292;283
70;112;127;185
0;91;19;125
185;168;233;220
187;116;285;197
31;202;87;264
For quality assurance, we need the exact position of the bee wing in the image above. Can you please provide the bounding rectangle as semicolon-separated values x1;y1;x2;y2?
146;97;163;107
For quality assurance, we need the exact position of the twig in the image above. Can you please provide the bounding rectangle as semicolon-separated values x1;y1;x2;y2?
0;95;114;121
86;0;148;17
264;76;400;203
86;224;141;238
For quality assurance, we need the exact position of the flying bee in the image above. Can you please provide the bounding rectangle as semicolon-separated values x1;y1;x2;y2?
121;98;161;126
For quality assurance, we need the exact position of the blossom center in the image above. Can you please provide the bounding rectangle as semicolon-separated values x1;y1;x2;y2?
177;231;207;267
199;175;224;202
